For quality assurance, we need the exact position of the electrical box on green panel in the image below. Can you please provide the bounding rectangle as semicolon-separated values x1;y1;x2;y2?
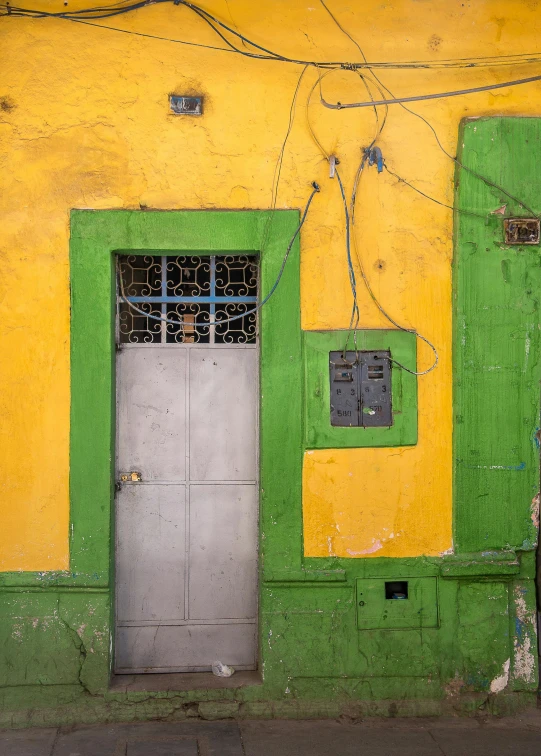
303;330;417;448
356;577;439;629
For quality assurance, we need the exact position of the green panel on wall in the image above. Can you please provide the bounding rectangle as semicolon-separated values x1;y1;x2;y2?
303;329;417;448
454;118;541;552
356;629;439;677
356;577;438;630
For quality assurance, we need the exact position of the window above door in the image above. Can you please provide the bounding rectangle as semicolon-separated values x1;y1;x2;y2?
117;253;258;345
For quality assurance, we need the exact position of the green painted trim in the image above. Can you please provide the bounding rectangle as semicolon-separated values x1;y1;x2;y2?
264;569;346;583
0;588;109;594
440;551;520;578
0;573;103;588
302;551;530;578
303;329;417;448
454;117;541;552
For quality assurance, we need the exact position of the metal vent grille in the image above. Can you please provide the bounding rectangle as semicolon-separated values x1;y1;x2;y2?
117;254;258;344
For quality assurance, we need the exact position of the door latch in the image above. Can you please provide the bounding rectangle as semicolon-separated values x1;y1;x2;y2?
118;471;143;483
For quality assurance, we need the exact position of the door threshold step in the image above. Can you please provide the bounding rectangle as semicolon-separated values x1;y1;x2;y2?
110;670;262;693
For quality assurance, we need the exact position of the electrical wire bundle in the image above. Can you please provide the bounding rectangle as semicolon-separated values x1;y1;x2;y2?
5;0;541;74
4;0;540;374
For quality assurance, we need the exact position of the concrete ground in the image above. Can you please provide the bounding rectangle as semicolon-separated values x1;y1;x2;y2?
2;711;541;756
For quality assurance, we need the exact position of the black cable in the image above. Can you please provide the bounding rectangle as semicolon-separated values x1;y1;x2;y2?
315;4;539;218
362;72;539;217
260;65;310;260
319;0;367;62
383;163;488;220
320;71;541;110
7;0;541;70
0;1;296;62
47;14;239;54
335;168;359;331
179;0;286;60
311;14;389;223
0;0;167;19
118;182;321;329
314;3;439;375
0;0;300;61
350;73;389;222
272;66;309;207
348;159;440;375
179;3;281;61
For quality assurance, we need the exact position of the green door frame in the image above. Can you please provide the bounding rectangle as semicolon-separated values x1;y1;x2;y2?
1;210;303;685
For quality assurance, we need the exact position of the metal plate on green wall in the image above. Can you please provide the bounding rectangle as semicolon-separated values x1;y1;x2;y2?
356;577;439;629
303;330;418;448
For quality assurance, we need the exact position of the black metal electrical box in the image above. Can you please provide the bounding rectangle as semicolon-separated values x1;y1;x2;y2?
329;350;392;427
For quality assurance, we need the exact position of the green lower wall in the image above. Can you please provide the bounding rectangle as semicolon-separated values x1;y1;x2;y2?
0;556;537;726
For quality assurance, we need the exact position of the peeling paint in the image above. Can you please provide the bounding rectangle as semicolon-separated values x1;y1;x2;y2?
513;586;537;684
530;492;540;531
490;658;510;693
346;540;383;556
460;462;526;471
444;674;464;698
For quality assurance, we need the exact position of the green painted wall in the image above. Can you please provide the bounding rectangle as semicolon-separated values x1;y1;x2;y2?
1;145;541;725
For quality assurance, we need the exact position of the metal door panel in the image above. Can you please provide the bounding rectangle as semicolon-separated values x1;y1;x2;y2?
116;622;257;673
188;484;258;621
189;349;257;482
117;348;187;481
115;256;259;674
116;484;186;623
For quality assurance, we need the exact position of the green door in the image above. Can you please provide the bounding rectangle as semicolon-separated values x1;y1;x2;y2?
454;117;541;553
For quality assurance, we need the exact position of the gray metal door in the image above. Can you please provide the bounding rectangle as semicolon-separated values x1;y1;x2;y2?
114;255;259;673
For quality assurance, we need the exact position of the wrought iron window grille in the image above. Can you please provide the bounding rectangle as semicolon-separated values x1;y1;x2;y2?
117;254;258;344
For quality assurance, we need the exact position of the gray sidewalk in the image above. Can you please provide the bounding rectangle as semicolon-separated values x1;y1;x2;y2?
2;712;541;756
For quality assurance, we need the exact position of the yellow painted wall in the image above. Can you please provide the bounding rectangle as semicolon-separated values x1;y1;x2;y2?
1;0;540;569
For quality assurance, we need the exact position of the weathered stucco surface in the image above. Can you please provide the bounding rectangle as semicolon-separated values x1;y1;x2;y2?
0;0;540;725
0;0;503;567
3;1;541;564
2;0;541;564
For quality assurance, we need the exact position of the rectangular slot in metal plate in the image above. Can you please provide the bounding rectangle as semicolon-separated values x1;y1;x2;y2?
360;352;392;427
329;354;359;426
